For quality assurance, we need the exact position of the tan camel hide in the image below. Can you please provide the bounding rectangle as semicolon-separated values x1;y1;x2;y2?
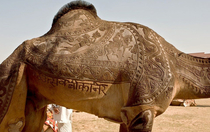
0;63;27;131
0;1;210;132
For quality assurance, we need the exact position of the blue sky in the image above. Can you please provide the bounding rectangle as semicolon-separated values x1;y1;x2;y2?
0;0;210;62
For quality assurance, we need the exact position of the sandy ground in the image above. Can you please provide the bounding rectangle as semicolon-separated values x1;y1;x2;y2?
72;99;210;132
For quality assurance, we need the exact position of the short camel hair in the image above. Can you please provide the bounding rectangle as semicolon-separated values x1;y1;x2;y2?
52;0;97;26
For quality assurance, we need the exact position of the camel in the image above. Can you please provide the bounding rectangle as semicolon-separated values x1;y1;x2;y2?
170;99;197;107
0;1;209;132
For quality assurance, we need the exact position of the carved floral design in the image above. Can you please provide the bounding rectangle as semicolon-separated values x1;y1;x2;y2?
207;68;210;81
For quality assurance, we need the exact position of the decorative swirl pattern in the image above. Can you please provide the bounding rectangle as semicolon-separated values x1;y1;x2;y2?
24;9;174;106
2;3;209;125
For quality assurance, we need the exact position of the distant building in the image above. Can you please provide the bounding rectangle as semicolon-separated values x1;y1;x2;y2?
189;52;210;58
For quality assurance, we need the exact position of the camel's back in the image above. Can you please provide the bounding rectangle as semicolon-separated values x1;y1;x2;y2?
24;1;174;105
25;3;142;83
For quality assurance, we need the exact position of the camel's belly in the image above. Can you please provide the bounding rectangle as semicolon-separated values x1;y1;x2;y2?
27;66;130;122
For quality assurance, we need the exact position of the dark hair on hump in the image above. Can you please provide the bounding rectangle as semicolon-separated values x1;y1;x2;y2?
52;0;97;26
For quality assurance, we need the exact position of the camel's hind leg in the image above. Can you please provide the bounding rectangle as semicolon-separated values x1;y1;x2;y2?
121;105;154;132
22;98;47;132
119;123;128;132
0;63;27;132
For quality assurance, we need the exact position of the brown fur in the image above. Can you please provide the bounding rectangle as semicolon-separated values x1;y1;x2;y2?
0;1;209;132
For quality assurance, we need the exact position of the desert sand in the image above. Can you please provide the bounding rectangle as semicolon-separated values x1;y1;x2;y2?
72;99;210;132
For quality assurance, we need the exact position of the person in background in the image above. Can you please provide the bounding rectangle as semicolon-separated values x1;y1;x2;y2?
52;104;73;132
43;104;58;132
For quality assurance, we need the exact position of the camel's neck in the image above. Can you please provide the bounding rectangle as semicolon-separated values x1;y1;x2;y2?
174;53;210;99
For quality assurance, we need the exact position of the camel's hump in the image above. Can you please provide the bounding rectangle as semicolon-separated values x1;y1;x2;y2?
53;0;97;26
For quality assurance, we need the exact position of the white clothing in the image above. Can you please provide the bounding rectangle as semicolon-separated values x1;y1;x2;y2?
57;122;72;132
53;106;73;123
47;104;73;132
